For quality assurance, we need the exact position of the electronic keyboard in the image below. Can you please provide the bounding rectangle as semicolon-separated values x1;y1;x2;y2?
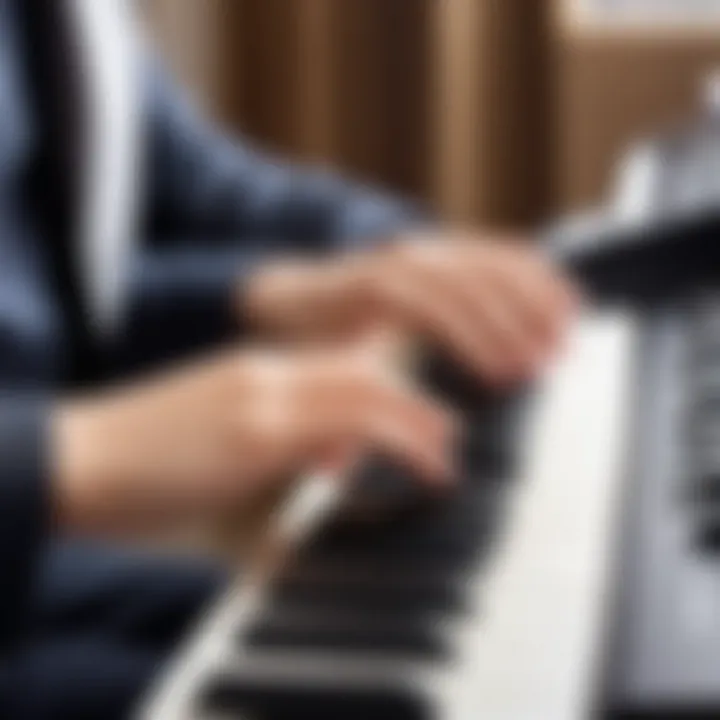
140;116;720;720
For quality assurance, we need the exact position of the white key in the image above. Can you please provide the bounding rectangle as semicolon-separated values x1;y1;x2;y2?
139;312;638;720
440;310;637;720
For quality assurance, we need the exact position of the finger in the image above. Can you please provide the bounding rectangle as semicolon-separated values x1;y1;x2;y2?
295;357;457;484
483;246;579;354
384;239;579;381
417;239;580;380
467;281;547;380
313;434;367;478
342;324;415;372
408;256;542;382
372;267;511;382
355;373;457;484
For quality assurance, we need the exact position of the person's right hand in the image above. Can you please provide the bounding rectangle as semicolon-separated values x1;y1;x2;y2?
244;234;579;385
52;341;454;537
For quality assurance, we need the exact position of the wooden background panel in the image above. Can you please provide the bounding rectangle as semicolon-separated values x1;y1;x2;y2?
473;1;553;225
144;0;555;227
224;0;305;155
329;0;432;199
216;0;432;199
556;36;720;210
431;0;482;222
140;1;720;222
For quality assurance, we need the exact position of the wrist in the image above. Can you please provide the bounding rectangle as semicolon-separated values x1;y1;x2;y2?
241;261;294;337
52;399;113;534
243;258;350;340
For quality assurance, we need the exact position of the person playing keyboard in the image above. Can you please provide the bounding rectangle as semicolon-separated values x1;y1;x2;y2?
0;1;577;718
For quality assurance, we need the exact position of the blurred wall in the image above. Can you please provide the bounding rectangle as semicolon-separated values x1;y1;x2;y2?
145;1;720;225
144;0;552;228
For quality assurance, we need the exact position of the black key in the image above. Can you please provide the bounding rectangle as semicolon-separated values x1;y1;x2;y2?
288;545;484;582
422;354;491;411
267;573;468;617
355;481;489;533
462;429;515;478
243;611;449;659
307;489;505;580
346;426;496;514
464;405;528;479
203;676;430;720
346;406;518;513
348;455;437;513
422;359;528;473
305;497;489;565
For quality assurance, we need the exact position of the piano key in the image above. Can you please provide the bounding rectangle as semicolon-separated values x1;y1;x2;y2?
138;310;636;720
312;499;491;557
347;419;517;514
302;508;490;566
422;354;492;412
438;311;635;720
348;455;438;513
279;552;487;591
141;118;720;720
243;609;450;659
267;572;468;617
202;673;430;720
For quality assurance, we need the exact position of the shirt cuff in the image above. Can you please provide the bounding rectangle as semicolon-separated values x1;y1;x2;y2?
0;396;50;653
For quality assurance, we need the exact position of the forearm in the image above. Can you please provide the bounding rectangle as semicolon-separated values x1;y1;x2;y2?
117;199;428;372
113;249;247;372
145;58;429;249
